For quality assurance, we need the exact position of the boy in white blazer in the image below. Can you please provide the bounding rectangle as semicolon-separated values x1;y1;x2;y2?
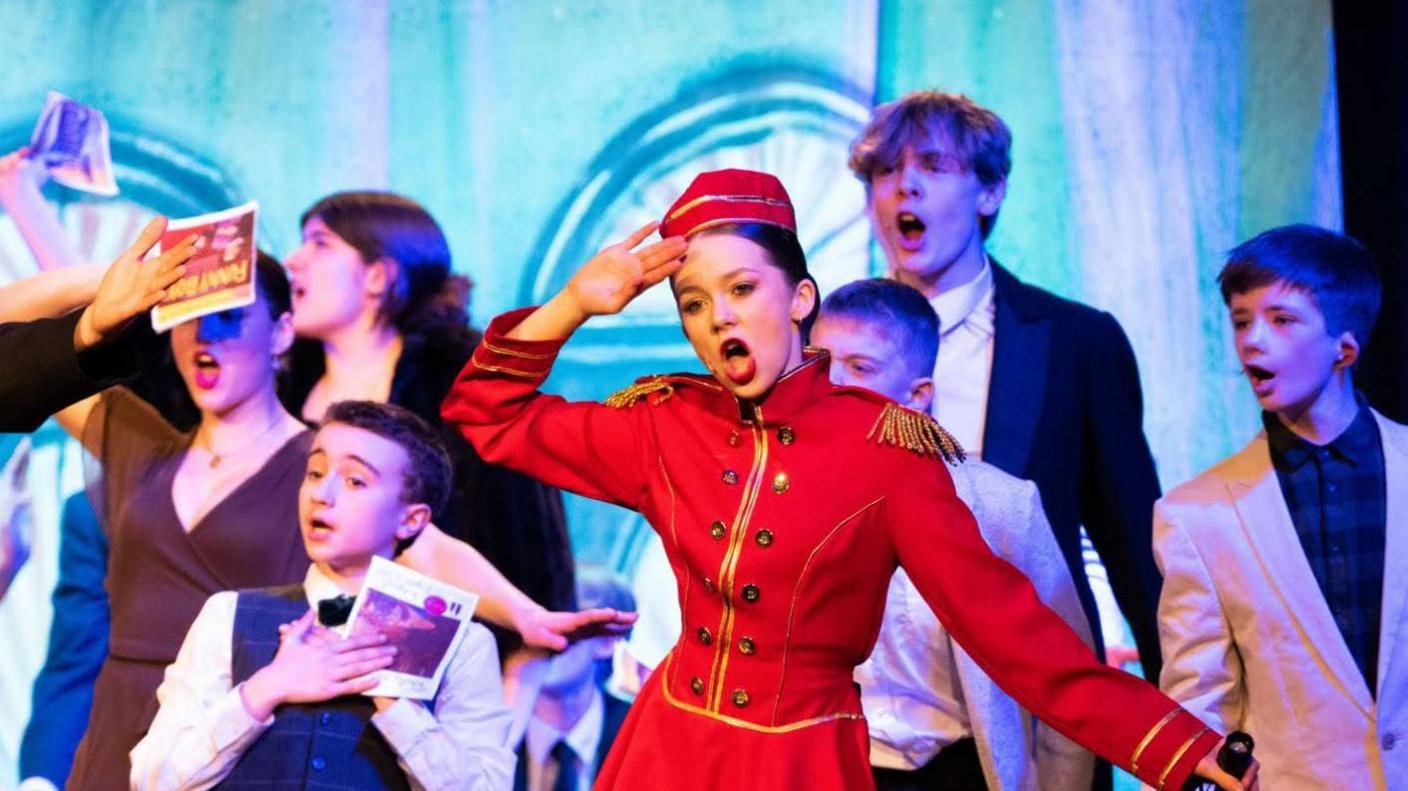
1156;224;1405;789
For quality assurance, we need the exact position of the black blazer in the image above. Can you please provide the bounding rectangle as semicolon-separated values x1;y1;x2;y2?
982;263;1164;681
513;692;631;790
0;312;139;433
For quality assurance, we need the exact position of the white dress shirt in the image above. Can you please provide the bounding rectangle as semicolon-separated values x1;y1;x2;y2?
856;569;973;770
928;257;997;459
129;564;516;791
523;690;604;791
857;258;995;771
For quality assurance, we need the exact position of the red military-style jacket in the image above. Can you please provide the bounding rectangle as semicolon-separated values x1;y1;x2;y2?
443;308;1220;790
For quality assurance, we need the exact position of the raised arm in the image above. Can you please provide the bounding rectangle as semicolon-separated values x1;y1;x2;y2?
505;221;686;342
885;454;1249;790
8;218;196;445
0;147;83;272
398;524;634;652
440;224;685;508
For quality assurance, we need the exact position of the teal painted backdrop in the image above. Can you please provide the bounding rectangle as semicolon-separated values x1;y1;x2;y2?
0;1;1338;784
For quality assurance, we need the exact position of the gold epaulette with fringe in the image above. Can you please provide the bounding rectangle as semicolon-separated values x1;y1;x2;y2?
867;402;966;464
603;378;675;409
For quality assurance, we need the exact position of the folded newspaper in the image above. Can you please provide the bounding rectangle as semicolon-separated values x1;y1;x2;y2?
344;556;480;700
150;201;259;332
29;91;118;196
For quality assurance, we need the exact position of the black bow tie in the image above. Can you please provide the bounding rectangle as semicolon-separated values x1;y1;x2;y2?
318;594;356;626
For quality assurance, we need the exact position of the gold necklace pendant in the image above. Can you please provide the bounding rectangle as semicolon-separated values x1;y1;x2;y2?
200;416;284;471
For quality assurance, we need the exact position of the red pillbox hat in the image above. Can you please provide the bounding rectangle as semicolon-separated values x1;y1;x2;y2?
659;169;797;238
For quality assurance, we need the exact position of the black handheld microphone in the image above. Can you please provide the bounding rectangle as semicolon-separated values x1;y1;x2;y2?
1182;731;1254;790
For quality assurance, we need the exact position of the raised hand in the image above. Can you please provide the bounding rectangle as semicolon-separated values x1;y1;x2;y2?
514;604;638;652
74;217;196;350
507;223;687;343
564;222;689;319
240;609;396;721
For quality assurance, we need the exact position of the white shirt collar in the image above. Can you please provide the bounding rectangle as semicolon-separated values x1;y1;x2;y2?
525;688;605;768
929;255;995;338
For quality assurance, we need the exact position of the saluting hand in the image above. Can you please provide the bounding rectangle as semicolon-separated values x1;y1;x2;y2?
507;223;687;343
562;221;689;319
74;217;196;351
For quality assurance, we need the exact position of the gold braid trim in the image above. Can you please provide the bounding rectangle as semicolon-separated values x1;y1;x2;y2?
1158;727;1210;789
866;403;966;464
1131;708;1181;774
603;379;675;409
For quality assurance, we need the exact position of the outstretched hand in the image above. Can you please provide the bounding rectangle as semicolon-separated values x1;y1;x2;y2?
1193;740;1259;790
515;604;639;652
563;222;688;320
75;217;195;351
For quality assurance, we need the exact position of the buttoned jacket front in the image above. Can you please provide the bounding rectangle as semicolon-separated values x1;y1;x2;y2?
443;308;1219;791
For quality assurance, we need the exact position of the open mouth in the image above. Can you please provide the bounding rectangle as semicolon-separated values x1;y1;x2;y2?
896;212;927;249
307;515;335;540
193;350;221;390
719;338;756;386
1245;363;1276;395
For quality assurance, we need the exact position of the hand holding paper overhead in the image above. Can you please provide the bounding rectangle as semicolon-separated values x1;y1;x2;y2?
0;145;86;272
27;91;118;196
74;217;195;351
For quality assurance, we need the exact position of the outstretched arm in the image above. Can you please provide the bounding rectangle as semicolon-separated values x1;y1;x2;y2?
887;456;1253;790
37;219;195;447
398;524;634;652
441;224;686;509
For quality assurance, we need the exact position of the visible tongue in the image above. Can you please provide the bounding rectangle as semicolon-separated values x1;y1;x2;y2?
195;366;220;389
723;353;756;385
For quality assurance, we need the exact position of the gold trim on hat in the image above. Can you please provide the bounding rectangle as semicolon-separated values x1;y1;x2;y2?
678;217;796;238
666;194;793;223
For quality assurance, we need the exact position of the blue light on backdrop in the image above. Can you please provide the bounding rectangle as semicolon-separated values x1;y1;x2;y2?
0;1;1337;784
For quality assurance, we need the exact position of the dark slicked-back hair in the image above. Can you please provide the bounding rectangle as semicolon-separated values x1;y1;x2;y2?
1218;224;1382;349
301;191;457;331
819;278;939;380
693;222;821;340
849;90;1013;238
321;400;453;528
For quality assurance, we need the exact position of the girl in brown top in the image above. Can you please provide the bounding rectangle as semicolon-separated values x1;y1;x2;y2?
55;252;312;789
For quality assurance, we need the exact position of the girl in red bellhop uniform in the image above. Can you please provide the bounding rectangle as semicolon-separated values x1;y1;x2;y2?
442;169;1256;790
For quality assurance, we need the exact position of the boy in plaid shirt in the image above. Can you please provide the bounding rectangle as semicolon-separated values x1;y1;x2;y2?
1154;225;1406;789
